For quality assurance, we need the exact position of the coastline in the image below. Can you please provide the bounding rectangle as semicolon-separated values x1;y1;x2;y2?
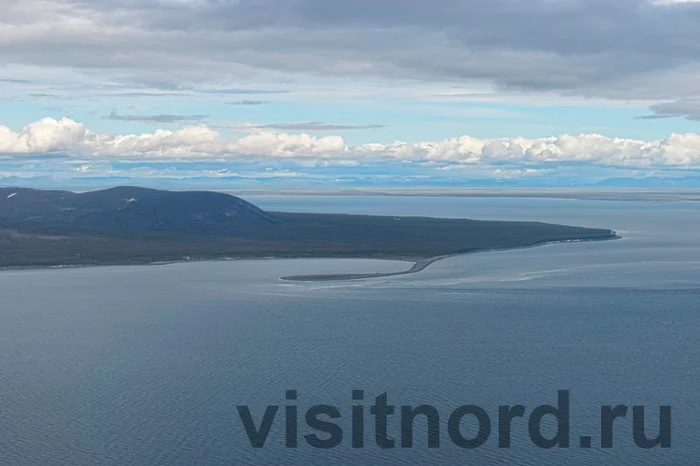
279;234;621;282
0;234;620;278
0;254;415;274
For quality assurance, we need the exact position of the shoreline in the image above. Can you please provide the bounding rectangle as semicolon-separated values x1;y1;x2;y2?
0;234;620;278
279;235;621;282
0;254;415;274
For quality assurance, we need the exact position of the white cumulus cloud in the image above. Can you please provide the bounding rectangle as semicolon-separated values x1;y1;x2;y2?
0;117;87;153
2;117;700;169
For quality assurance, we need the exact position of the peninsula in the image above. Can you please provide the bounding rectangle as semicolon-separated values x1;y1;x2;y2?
0;187;619;277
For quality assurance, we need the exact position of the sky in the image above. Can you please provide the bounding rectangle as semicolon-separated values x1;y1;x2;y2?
3;0;700;189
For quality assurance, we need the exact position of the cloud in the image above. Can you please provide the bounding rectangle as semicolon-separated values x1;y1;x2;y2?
0;78;33;84
0;117;87;153
652;0;700;4
197;88;289;95
103;91;192;98
3;117;700;170
2;0;700;108
105;110;207;123
639;98;700;121
226;100;266;106
231;122;386;132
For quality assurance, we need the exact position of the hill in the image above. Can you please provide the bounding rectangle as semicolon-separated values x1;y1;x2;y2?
0;186;618;269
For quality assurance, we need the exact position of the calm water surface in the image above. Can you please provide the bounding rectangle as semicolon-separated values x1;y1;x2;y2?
0;196;698;465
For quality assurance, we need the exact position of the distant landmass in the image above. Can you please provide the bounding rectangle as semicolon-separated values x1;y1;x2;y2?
0;186;619;278
8;175;700;192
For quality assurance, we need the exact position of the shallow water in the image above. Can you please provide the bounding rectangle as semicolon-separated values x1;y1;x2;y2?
0;196;698;464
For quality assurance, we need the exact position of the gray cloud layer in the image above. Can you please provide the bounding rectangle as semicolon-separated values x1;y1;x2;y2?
3;1;700;117
234;122;386;131
226;100;266;106
106;110;207;123
642;98;700;121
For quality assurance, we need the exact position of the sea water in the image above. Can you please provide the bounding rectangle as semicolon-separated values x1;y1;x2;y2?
0;196;698;465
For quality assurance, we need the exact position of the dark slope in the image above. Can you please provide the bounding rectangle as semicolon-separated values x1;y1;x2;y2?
0;187;75;219
0;186;618;268
0;186;278;232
